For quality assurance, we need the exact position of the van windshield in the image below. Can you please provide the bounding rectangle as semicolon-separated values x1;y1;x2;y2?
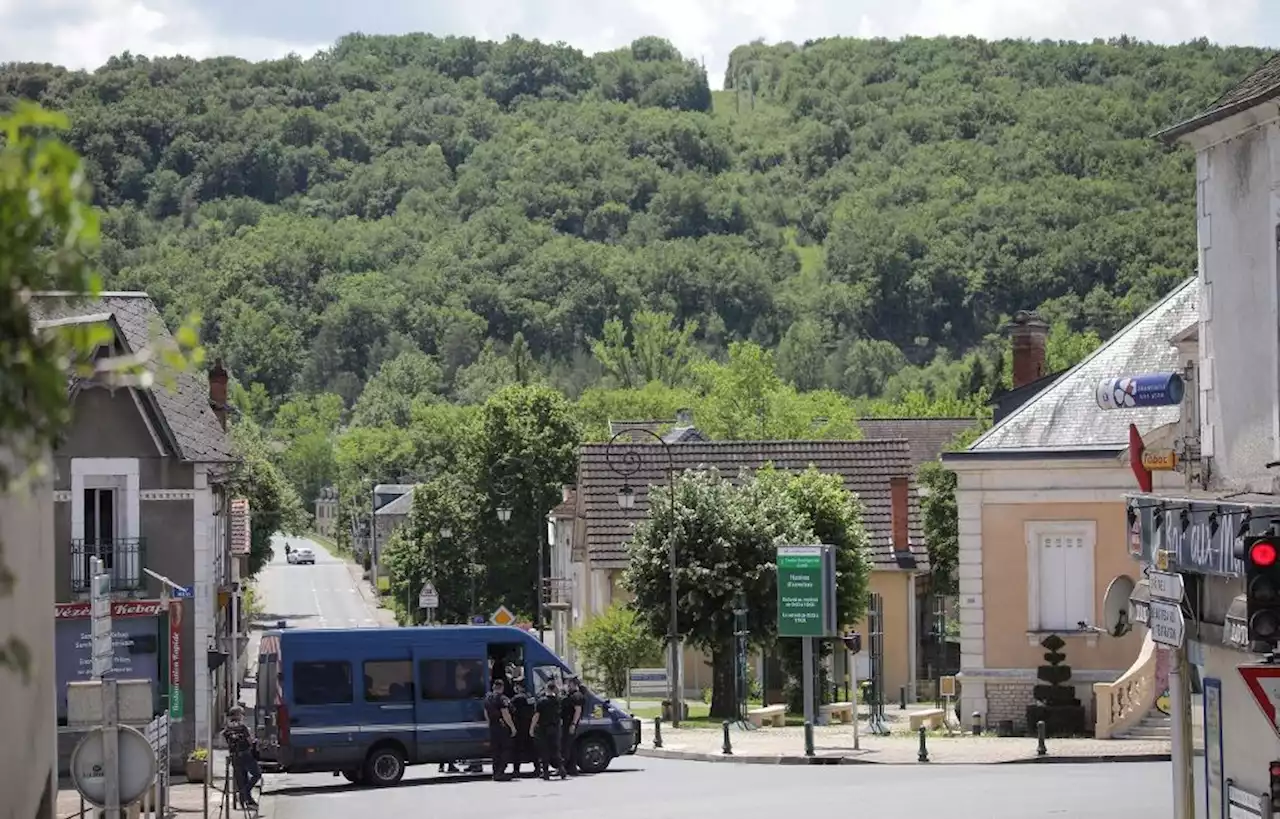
529;664;564;695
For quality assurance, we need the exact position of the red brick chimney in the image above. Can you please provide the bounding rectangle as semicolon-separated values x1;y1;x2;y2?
1007;310;1049;389
209;359;229;431
890;476;910;553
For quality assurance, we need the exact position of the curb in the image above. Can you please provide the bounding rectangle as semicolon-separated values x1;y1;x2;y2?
636;747;1172;766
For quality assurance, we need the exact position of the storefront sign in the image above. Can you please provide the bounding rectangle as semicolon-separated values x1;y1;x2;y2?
1141;450;1178;471
1096;372;1185;410
56;600;165;619
168;601;183;720
55;614;160;719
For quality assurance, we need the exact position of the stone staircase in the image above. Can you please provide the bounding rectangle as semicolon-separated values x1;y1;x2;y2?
1116;709;1171;740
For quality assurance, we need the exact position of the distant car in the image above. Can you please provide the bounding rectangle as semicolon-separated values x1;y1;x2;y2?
286;549;298;564
293;547;315;565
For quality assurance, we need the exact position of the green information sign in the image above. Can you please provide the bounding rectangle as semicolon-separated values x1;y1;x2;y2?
169;689;183;720
777;545;832;637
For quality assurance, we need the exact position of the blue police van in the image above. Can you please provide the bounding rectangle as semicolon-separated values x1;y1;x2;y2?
253;625;641;786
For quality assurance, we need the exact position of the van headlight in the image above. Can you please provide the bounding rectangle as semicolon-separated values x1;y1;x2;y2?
618;718;636;732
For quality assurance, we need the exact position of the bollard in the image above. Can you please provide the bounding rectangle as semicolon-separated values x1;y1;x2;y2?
654;717;663;749
917;726;930;763
1036;720;1047;756
804;721;815;757
722;721;733;755
971;711;982;736
899;686;907;710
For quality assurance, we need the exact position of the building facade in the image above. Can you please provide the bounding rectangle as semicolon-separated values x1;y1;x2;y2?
31;292;237;770
1130;52;1280;812
569;438;929;702
314;486;339;539
944;287;1196;734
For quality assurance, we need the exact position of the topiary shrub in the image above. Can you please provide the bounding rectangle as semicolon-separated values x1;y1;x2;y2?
1025;634;1086;737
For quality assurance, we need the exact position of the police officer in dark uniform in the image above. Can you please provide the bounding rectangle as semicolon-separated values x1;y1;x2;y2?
509;679;539;777
530;679;567;780
560;675;585;775
483;678;517;781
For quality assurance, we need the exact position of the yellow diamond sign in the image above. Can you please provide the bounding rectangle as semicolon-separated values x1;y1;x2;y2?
491;606;515;627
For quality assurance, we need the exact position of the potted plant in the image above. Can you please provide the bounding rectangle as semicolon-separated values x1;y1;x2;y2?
185;748;209;783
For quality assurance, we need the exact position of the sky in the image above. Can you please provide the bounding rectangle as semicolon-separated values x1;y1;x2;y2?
1;0;1276;88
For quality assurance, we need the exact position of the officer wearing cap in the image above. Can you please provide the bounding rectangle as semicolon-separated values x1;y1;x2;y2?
530;679;567;780
560;675;585;775
509;679;539;777
483;678;517;781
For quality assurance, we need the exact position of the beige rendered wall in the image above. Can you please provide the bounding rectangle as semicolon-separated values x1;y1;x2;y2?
980;501;1143;672
848;570;913;699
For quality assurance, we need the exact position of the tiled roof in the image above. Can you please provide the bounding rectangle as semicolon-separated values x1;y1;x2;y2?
375;490;417;517
1159;53;1280;141
575;439;924;571
29;292;235;463
857;418;979;467
969;278;1197;452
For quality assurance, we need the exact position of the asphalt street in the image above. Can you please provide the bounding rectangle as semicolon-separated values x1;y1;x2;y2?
263;756;1181;819
256;534;383;629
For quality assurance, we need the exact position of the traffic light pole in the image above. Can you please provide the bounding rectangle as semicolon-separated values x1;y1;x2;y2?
1169;643;1194;819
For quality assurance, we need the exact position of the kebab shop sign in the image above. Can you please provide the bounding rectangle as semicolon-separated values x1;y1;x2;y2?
54;600;163;720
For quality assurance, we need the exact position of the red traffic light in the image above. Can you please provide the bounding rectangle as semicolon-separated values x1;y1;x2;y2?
1270;760;1280;778
1251;540;1279;568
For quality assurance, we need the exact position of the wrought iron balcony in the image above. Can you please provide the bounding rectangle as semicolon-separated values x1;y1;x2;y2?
70;538;147;593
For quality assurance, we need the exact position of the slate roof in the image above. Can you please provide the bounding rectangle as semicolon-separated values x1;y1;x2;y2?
965;277;1197;453
857;418;979;467
575;439;925;571
29;292;235;463
1158;53;1280;141
607;419;708;444
374;490;418;517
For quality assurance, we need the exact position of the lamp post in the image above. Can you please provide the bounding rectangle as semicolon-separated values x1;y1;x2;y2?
606;428;681;727
489;456;546;641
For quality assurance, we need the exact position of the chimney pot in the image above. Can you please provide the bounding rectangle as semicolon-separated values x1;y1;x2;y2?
1005;310;1050;390
209;359;229;431
890;476;910;552
674;408;693;427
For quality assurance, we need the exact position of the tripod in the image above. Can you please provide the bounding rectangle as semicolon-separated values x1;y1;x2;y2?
217;754;260;819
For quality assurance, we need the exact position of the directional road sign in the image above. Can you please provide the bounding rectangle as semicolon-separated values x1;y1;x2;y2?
1147;599;1185;648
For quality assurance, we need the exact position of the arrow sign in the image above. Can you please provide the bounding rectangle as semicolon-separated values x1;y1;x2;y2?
1239;664;1280;738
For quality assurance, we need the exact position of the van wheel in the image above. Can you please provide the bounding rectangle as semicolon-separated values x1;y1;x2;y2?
574;735;613;774
340;769;364;784
364;746;406;786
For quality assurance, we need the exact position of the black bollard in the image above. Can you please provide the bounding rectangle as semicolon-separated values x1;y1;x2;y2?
917;726;930;763
1036;720;1047;756
722;721;733;755
899;686;907;710
804;721;815;757
654;717;663;749
971;711;982;736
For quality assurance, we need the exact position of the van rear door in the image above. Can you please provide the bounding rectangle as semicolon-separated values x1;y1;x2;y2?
412;643;489;762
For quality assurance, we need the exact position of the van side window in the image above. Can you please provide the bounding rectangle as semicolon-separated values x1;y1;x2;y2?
364;660;414;702
420;659;485;700
293;661;353;705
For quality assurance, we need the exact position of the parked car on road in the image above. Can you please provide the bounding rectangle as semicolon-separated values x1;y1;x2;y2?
293;547;315;565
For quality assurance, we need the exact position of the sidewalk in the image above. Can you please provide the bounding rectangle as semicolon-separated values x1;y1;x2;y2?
635;704;1171;765
345;562;399;627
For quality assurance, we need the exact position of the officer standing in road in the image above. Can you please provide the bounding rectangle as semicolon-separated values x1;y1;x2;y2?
509;679;539;777
530;679;567;780
560;675;585;775
483;678;517;781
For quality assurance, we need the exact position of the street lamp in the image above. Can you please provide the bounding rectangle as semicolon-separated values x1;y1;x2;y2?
489;456;547;640
605;428;681;727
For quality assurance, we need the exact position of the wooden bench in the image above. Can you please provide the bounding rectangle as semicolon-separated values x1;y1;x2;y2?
908;708;946;732
748;704;787;728
820;701;855;724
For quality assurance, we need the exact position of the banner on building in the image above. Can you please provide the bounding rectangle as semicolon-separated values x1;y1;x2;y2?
230;498;251;556
168;600;184;719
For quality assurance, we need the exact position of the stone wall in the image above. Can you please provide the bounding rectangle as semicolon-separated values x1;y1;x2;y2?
985;682;1035;733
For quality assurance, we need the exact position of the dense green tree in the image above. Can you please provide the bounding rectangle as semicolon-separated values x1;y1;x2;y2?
569;604;663;696
622;468;812;717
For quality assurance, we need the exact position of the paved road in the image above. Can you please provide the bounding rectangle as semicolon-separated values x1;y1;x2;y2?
256;534;383;629
264;756;1178;819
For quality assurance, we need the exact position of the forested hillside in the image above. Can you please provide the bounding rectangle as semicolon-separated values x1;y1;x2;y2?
0;34;1265;408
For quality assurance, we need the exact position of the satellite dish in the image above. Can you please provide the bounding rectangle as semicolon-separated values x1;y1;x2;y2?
1102;575;1137;638
69;724;157;808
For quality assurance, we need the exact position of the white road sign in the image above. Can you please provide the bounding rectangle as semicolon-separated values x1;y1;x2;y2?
417;583;439;610
90;562;113;678
1148;599;1185;648
1148;570;1184;602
